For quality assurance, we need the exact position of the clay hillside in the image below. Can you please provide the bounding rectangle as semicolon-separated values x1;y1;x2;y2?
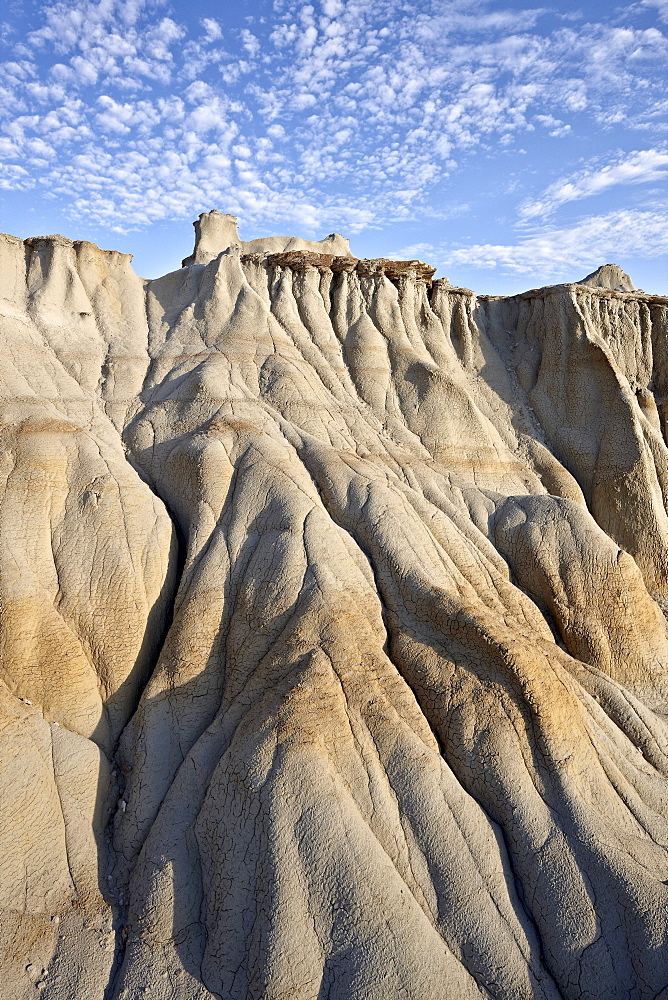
1;211;668;1000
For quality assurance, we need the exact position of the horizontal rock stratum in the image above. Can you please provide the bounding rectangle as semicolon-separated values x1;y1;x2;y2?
1;214;668;1000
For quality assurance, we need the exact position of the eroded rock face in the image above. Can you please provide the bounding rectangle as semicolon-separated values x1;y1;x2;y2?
578;263;636;292
1;229;668;1000
181;211;353;267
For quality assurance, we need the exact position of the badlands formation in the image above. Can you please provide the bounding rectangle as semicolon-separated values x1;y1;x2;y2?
1;210;668;1000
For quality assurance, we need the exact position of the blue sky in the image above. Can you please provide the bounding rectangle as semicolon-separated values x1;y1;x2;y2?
1;0;667;293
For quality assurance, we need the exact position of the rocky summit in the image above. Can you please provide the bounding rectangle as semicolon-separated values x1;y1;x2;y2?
1;212;668;1000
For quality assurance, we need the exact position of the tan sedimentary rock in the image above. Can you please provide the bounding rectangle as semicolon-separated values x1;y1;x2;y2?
1;217;668;1000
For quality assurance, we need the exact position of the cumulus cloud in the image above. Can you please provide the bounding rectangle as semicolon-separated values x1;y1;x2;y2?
200;18;222;42
240;29;260;58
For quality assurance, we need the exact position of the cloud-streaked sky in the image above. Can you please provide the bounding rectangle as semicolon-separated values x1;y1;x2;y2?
1;0;667;293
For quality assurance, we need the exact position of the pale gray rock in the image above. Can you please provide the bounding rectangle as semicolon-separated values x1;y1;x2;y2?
0;223;668;1000
181;210;353;266
578;262;636;292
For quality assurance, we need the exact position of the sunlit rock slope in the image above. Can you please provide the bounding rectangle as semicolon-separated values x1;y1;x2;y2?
1;213;668;1000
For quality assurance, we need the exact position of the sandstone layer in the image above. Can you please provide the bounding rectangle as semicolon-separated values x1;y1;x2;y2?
1;218;668;1000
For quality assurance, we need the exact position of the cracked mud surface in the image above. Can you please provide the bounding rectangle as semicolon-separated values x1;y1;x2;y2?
1;227;668;999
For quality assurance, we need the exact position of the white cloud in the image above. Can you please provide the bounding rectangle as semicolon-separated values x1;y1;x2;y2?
201;18;222;42
420;7;547;37
144;18;184;60
186;99;230;132
240;29;260;58
28;0;142;52
520;149;668;219
24;0;184;91
534;113;571;137
0;162;30;188
0;0;667;260
643;0;668;22
444;207;668;278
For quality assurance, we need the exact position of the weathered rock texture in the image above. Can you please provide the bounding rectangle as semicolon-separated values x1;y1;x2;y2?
578;263;637;292
1;220;668;1000
181;212;353;267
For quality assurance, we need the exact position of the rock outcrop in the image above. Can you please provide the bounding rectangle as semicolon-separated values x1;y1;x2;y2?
578;262;636;292
181;211;353;267
1;221;668;1000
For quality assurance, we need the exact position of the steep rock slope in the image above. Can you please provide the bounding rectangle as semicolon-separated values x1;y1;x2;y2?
1;223;668;1000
